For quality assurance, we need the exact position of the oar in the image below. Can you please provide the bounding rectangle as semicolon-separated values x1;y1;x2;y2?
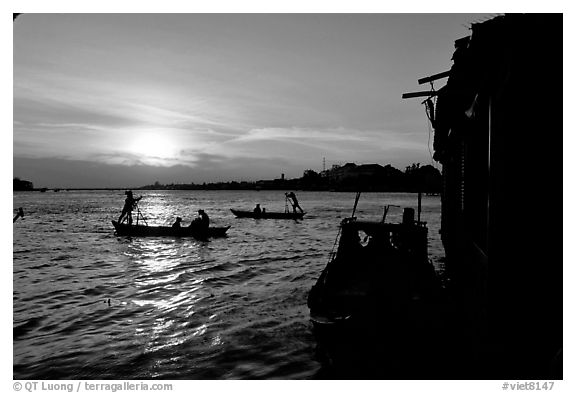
135;203;148;226
381;204;400;223
285;195;294;213
351;191;361;218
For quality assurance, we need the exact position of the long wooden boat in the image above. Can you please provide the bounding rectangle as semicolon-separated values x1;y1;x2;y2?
112;220;230;238
230;209;305;220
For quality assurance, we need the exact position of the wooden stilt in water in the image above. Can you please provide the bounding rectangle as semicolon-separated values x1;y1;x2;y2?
418;192;422;223
351;191;361;218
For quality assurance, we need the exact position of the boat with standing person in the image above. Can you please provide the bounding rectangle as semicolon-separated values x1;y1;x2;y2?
111;220;230;238
230;209;305;220
231;192;306;219
112;193;229;238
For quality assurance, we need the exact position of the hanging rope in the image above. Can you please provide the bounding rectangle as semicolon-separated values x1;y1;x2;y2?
423;81;439;170
328;225;342;264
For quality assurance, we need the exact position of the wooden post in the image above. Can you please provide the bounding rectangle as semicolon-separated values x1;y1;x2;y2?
352;191;361;218
418;192;422;223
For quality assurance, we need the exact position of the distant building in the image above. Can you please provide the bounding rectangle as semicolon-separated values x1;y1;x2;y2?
328;163;384;182
324;162;413;191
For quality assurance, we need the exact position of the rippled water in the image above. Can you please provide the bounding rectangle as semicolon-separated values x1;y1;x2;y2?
13;190;443;379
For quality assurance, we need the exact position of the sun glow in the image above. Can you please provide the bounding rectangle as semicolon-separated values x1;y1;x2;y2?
128;132;180;163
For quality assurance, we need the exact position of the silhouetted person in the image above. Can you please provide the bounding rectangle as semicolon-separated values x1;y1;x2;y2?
172;217;182;228
190;209;209;230
262;208;266;214
13;207;24;223
253;204;262;214
118;190;142;225
198;209;209;229
285;192;304;214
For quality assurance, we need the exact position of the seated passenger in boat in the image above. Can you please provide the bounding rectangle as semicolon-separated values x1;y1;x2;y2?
253;204;262;215
190;209;209;230
172;217;182;228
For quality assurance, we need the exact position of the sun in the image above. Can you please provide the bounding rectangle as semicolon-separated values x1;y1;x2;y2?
129;132;179;162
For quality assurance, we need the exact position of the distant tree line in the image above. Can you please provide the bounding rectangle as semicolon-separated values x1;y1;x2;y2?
139;163;442;193
13;177;34;191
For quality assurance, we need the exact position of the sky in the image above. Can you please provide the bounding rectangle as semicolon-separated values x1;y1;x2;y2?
13;13;494;188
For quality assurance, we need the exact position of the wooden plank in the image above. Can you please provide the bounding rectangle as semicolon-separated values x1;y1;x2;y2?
402;91;438;99
418;70;451;85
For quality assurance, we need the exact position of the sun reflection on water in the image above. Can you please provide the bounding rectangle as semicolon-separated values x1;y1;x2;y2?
191;323;208;337
211;335;223;346
113;200;222;359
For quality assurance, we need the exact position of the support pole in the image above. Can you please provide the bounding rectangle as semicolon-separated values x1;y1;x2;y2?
418;191;422;223
351;191;361;218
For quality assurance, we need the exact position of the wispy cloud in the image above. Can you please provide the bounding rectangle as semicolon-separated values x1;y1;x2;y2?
222;126;424;155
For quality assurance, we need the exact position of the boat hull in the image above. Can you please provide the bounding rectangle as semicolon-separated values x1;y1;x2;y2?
230;209;305;220
306;217;454;378
111;220;230;238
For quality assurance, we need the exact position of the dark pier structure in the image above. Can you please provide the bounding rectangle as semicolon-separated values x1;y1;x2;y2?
404;14;562;378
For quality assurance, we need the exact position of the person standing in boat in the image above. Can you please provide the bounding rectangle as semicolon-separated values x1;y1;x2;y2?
285;192;304;214
118;190;142;225
13;207;24;223
253;204;262;215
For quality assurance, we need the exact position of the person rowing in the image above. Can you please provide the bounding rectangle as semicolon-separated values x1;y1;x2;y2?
117;190;142;225
285;192;304;214
13;207;24;223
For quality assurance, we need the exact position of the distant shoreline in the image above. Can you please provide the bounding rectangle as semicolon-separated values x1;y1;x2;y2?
14;188;440;194
14;163;443;194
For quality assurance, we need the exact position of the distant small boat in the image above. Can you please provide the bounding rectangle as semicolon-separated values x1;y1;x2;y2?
111;220;230;238
230;209;305;220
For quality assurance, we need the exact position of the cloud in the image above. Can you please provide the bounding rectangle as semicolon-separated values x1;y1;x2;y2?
13;14;444;185
220;126;424;157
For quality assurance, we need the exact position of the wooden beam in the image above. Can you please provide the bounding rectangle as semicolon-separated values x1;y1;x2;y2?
418;70;451;85
402;91;438;99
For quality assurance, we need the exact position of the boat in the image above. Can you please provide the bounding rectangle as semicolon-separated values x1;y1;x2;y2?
308;209;440;326
306;204;447;378
230;209;305;220
111;220;230;238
